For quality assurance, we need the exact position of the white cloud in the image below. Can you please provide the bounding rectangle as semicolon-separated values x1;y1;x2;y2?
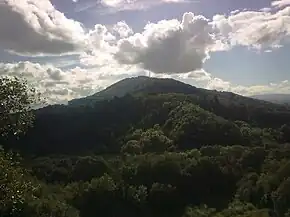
260;8;272;12
79;23;119;67
101;0;125;7
2;0;289;64
178;69;212;82
0;0;88;56
272;0;290;8
76;8;290;72
205;78;290;97
212;7;290;50
74;13;227;73
234;80;290;96
206;78;231;91
83;0;191;14
112;21;134;38
173;70;290;97
0;61;141;104
99;8;290;74
114;12;220;74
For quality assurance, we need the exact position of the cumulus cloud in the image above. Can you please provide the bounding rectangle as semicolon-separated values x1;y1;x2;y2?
206;78;231;91
179;69;212;81
79;23;119;67
109;7;290;74
0;0;87;56
155;69;290;97
0;61;140;104
181;73;290;97
79;8;290;72
2;0;289;65
114;12;219;74
112;21;134;38
235;80;290;96
205;78;290;96
272;0;290;8
212;7;290;50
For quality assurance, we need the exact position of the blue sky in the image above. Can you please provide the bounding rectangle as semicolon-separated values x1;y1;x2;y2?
0;0;290;104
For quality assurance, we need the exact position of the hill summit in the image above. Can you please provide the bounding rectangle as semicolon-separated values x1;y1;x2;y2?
68;76;202;106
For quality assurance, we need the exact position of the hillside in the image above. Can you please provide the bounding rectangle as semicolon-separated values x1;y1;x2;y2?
68;76;201;106
251;94;290;104
4;77;290;156
3;76;290;217
69;76;287;112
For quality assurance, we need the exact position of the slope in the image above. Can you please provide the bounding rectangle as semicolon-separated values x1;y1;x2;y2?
4;76;290;156
68;76;201;106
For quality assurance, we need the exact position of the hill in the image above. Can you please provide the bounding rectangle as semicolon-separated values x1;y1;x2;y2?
251;94;290;104
68;76;202;106
4;76;290;155
69;76;287;111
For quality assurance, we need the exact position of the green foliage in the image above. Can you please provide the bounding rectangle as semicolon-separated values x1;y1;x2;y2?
0;149;35;216
3;76;290;217
122;125;175;154
0;149;79;217
121;140;142;154
4;144;290;217
166;102;244;148
0;76;40;137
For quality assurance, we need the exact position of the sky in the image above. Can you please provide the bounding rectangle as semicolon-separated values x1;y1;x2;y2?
1;0;290;104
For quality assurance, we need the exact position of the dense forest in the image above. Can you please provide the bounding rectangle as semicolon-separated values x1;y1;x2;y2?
2;76;290;217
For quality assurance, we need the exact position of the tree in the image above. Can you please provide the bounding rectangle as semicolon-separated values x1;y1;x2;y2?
124;126;175;154
140;128;175;153
0;148;36;216
280;124;290;142
0;76;41;137
0;76;59;217
121;140;142;155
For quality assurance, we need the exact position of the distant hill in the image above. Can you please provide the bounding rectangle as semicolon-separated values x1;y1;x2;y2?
68;76;288;112
68;76;202;106
69;76;280;108
65;76;290;127
251;94;290;104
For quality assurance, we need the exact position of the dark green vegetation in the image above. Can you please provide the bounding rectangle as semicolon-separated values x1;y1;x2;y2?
2;76;290;217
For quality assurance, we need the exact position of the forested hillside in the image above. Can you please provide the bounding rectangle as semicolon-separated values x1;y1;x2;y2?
68;76;201;106
5;77;290;155
2;76;290;217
